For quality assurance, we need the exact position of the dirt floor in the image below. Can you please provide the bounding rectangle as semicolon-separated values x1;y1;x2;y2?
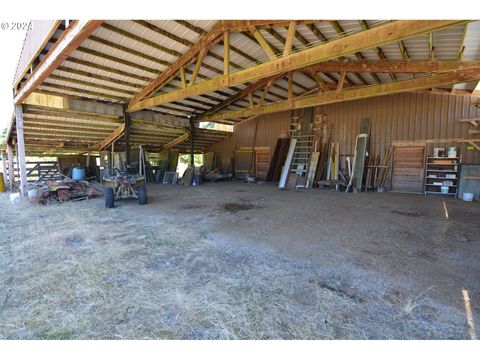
0;181;479;339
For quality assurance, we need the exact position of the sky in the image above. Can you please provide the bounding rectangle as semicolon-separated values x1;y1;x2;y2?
0;25;27;131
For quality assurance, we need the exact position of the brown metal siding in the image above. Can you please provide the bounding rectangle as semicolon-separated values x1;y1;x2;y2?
209;92;480;171
209;111;291;171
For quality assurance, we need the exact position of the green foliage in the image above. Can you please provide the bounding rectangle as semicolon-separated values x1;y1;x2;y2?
179;154;203;165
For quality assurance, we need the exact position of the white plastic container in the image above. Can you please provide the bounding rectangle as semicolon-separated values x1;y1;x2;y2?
463;192;474;202
447;147;457;158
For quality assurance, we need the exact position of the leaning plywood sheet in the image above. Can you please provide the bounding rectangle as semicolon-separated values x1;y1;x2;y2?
279;138;297;189
306;151;320;188
353;117;371;192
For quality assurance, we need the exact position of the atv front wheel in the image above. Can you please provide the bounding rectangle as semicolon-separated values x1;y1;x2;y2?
137;185;147;205
105;187;114;208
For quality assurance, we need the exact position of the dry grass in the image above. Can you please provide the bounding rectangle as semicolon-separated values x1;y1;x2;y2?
0;193;468;339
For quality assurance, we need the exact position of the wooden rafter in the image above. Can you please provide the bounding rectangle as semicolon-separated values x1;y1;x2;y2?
127;20;468;112
305;23;358;85
95;123;126;150
337;71;346;93
305;60;480;73
128;20;303;109
308;70;330;92
283;22;296;56
197;67;480;122
250;26;277;60
189;48;207;86
202;73;286;116
160;132;189;151
224;31;230;75
330;21;373;84
359;20;396;82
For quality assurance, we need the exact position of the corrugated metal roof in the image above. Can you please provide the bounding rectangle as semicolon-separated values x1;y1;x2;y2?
11;19;480;153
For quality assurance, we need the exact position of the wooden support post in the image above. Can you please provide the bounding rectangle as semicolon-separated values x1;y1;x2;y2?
288;72;293;103
7;144;14;191
1;152;8;190
111;141;115;174
190;117;195;185
15;105;28;196
224;31;230;75
123;105;131;165
337;71;346;93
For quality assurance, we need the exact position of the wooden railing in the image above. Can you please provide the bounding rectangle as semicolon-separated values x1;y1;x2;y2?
6;161;61;183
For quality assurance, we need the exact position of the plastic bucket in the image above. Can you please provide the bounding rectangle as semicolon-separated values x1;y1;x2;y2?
193;174;204;186
0;173;5;192
27;189;38;198
463;192;474;202
72;166;85;181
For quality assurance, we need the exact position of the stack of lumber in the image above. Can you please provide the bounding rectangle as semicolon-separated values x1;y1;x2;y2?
266;138;291;182
376;146;392;189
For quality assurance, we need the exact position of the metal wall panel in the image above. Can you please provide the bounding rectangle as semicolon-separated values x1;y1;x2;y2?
209;92;480;171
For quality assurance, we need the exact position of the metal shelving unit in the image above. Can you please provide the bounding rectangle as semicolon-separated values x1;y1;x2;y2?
424;156;460;197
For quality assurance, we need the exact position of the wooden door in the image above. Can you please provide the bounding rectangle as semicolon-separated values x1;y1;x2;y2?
391;145;425;193
255;149;270;180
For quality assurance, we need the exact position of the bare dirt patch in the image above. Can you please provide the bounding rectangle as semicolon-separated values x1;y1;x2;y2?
221;202;256;213
1;182;479;339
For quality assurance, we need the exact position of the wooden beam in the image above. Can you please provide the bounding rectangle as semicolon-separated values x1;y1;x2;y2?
359;20;396;82
224;31;230;75
128;23;224;109
15;105;28;196
14;20;103;104
128;20;467;112
250;27;277;60
95;123;126;151
189;48;207;86
204;73;285;115
57;65;143;89
288;72;293;101
308;70;329;92
160;132;190;152
306;60;480;74
180;67;187;88
41;82;126;102
100;23;181;57
48;74;135;96
124;106;131;164
1;151;8;190
249;93;254;109
468;141;480;151
330;21;374;84
283;22;296;56
197;67;480;122
429;32;435;60
337;71;346;93
7;144;15;191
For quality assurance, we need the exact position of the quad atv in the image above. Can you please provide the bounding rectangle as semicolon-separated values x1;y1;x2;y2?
103;168;147;208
